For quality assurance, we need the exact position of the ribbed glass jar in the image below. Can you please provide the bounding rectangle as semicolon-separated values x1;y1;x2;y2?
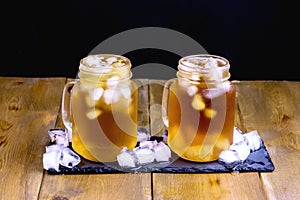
71;54;138;163
164;54;236;162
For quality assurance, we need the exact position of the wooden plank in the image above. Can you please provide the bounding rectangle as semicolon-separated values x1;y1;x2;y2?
149;80;166;136
0;77;66;200
54;78;73;129
39;173;151;200
153;173;266;200
233;80;300;200
134;79;150;132
151;79;266;199
40;78;152;200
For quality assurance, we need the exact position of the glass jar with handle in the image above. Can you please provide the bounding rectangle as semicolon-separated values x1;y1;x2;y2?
62;54;138;163
162;54;236;162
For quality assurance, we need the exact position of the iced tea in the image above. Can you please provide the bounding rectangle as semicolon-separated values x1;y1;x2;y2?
70;54;138;163
165;55;236;162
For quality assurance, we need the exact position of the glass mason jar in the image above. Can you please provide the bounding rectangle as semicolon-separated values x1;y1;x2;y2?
162;54;236;162
62;54;138;163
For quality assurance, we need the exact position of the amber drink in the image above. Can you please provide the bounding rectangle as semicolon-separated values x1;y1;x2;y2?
163;54;236;162
69;54;138;163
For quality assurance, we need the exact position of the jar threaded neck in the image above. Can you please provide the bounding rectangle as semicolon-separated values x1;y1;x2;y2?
177;54;231;82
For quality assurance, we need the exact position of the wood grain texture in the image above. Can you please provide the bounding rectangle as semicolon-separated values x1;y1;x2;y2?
150;80;266;200
39;173;152;200
234;80;300;200
1;78;299;200
0;77;66;200
134;79;150;132
149;80;167;136
40;78;152;200
153;173;266;200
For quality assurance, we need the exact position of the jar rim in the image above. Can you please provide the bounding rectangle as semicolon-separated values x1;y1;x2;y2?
178;54;230;72
79;54;132;75
77;54;132;81
177;54;231;82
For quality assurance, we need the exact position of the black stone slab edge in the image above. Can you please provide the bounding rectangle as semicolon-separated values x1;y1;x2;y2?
46;137;275;175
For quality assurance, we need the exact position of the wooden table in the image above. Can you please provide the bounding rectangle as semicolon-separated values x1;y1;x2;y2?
0;77;299;200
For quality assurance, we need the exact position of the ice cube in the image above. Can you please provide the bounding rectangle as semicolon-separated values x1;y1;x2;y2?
55;135;69;147
45;144;64;153
106;56;118;63
107;76;120;88
204;58;218;68
202;88;225;99
86;109;102;119
90;87;104;100
192;94;205;110
218;149;240;164
233;127;246;144
243;130;262;151
138;140;157;149
187;85;198;96
204;108;217;119
103;89;121;104
117;148;137;168
48;128;67;142
134;147;155;164
85;55;102;66
48;128;69;146
153;142;171;162
112;62;126;67
181;59;198;68
60;148;81;168
43;150;61;172
229;141;251;161
210;69;222;80
137;128;150;142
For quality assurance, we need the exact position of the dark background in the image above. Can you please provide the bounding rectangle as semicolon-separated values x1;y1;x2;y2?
1;0;297;80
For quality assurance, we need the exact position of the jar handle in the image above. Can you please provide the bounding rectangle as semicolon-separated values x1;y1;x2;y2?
61;80;75;142
161;78;177;128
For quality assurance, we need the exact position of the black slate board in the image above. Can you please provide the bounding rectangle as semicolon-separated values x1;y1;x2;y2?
46;138;275;175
